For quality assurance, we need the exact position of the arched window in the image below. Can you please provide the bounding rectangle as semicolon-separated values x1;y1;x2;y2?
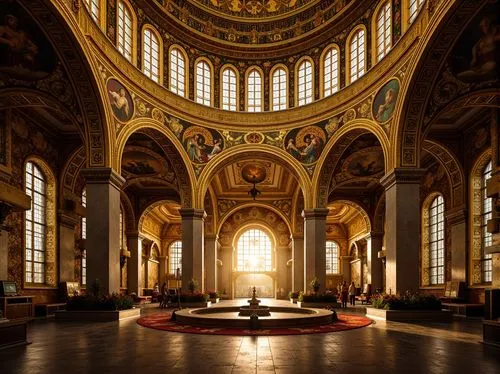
271;67;287;111
84;0;100;22
375;2;391;62
170;47;186;97
297;59;313;106
481;161;493;282
348;28;366;83
169;241;182;275
119;208;124;250
428;195;445;285
142;27;160;83
25;162;47;284
246;69;262;112
117;1;134;62
195;60;212;106
236;229;272;271
81;189;87;286
326;241;339;274
322;47;339;97
221;66;238;111
409;0;425;24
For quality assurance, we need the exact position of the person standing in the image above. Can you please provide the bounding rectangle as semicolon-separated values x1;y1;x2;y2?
349;281;356;306
341;281;349;309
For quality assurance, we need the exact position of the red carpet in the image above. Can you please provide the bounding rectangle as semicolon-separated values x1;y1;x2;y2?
137;312;372;336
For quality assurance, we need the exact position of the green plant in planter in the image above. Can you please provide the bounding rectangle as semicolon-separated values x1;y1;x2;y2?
298;291;304;302
187;278;199;293
310;277;320;292
288;291;300;299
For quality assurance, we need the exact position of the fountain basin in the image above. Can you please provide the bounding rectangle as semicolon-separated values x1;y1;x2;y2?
238;305;271;316
174;306;334;328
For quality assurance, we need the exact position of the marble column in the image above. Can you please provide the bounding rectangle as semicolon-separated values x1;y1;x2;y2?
446;207;467;282
158;255;167;284
291;235;304;292
180;208;206;292
365;232;384;292
58;212;78;282
380;168;425;294
127;233;142;295
82;168;124;295
204;234;218;292
219;245;233;298
276;246;289;298
340;256;353;283
302;208;329;293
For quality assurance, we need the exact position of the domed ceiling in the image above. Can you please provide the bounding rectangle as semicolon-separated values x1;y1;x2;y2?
193;0;314;18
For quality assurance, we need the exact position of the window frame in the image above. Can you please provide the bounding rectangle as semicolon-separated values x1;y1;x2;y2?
270;64;289;111
169;45;189;98
326;241;340;275
220;65;239;111
373;1;392;63
481;160;493;283
346;25;367;85
116;0;137;64
245;67;264;112
235;228;274;272
141;25;163;84
320;44;340;99
194;57;214;106
168;240;183;276
428;195;445;285
295;56;314;107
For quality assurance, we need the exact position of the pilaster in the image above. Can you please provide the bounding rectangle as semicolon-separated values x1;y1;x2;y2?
302;208;329;293
180;208;206;292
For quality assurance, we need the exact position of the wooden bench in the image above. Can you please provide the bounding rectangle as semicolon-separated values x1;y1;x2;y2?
34;303;66;317
442;303;484;317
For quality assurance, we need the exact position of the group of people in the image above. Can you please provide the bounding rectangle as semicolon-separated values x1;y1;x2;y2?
158;282;178;308
338;281;357;308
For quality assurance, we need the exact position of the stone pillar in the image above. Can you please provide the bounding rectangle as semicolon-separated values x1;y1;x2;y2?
204;234;218;292
291;235;304;292
127;233;142;295
180;208;206;292
365;232;383;292
380;168;425;294
158;255;167;284
82;168;124;295
302;208;329;293
59;212;78;282
276;246;289;298
219;245;232;298
340;256;352;282
446;207;467;282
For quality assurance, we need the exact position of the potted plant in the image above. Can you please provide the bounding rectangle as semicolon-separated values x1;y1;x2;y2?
310;277;320;293
297;291;304;308
208;291;220;303
187;278;199;293
288;291;299;303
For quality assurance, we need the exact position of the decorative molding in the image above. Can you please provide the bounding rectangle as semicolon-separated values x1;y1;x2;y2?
82;167;125;190
380;168;426;189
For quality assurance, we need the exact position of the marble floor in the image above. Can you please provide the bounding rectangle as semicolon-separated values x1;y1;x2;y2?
0;299;499;374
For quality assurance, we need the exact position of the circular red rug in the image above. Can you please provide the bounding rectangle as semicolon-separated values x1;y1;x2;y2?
137;312;372;336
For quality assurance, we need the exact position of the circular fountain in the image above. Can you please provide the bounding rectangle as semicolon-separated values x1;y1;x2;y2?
174;288;335;329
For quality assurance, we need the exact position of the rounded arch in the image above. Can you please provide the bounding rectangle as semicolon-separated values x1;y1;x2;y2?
329;199;372;234
313;119;390;208
245;65;265;112
319;43;340;99
217;202;293;236
423;139;466;208
373;193;386;235
116;0;138;64
120;189;137;234
196;144;312;209
232;224;277;253
269;63;289;110
137;199;180;233
345;24;367;85
194;57;215;106
391;1;489;169
219;64;240;111
294;56;315;106
17;0;113;168
59;145;86;206
168;44;190;98
371;0;392;64
141;24;164;84
115;118;196;207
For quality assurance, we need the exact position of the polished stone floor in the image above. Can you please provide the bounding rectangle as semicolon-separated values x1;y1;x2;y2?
0;299;499;374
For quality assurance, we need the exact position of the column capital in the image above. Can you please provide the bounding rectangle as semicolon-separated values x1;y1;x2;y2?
205;234;219;241
302;208;329;219
179;208;206;220
58;210;78;228
445;206;467;226
81;167;125;190
380;168;426;189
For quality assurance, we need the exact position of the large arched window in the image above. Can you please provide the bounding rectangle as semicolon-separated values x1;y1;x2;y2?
117;1;134;62
169;241;182;275
297;59;313;106
169;47;187;97
81;189;87;286
428;195;445;285
322;46;339;98
348;27;366;84
409;0;425;24
221;66;238;111
246;69;263;112
326;241;339;274
195;59;212;106
481;161;493;282
25;162;47;284
142;27;161;83
236;229;272;271
375;2;391;62
84;0;100;22
271;67;288;111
